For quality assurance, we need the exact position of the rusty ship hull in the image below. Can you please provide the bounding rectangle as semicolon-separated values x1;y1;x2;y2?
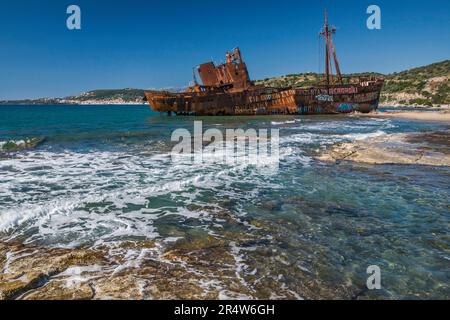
144;80;383;116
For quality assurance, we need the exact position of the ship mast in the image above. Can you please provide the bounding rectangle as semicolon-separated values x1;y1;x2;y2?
190;67;202;93
320;10;343;85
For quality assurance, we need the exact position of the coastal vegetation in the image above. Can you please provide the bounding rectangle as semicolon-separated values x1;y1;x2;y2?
255;60;450;108
381;60;450;107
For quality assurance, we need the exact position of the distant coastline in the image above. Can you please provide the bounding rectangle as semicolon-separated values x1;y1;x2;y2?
0;88;148;106
1;60;448;108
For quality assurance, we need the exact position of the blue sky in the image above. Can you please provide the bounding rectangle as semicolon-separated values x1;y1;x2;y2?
0;0;449;100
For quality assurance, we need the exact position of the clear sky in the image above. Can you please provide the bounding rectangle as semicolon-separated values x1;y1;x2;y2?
0;0;449;100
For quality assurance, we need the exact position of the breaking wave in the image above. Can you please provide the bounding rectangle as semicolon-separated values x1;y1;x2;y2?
0;117;394;246
0;147;283;246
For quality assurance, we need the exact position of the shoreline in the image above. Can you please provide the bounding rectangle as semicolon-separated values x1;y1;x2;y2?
360;110;450;122
0;235;346;300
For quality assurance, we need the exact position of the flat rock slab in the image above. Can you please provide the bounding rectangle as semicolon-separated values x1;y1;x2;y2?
2;235;338;300
317;131;450;166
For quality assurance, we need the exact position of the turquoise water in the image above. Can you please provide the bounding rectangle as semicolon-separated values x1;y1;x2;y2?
0;105;449;299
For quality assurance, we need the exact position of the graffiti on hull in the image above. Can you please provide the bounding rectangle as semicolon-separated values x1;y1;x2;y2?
316;94;334;102
337;103;355;112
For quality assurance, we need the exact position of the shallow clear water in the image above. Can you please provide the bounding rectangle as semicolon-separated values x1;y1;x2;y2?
0;105;449;299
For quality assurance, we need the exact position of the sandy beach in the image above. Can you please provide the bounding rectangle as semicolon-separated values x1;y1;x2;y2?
360;110;450;122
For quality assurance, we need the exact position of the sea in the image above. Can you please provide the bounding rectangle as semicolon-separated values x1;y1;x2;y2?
0;105;449;299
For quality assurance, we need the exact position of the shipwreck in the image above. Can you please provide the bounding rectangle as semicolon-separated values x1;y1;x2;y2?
144;12;384;116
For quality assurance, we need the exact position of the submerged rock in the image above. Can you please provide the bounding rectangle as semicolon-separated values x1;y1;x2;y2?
0;229;362;300
0;137;45;151
0;239;253;300
0;242;106;300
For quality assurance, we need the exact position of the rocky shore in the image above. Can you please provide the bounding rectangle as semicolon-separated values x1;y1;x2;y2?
0;239;242;300
0;229;356;300
0;236;254;300
317;130;450;166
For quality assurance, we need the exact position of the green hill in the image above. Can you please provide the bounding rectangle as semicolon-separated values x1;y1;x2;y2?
382;60;450;106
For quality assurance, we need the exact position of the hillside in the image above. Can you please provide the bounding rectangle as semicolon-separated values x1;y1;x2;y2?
381;60;450;107
1;61;448;107
255;60;450;108
64;89;146;104
254;72;384;89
